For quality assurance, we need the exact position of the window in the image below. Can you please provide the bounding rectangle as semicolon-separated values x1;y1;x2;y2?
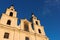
24;22;29;32
25;37;29;40
38;29;41;33
9;12;13;16
4;32;9;39
36;21;38;25
7;20;11;25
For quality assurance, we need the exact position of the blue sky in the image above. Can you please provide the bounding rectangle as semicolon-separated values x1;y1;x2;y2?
0;0;60;40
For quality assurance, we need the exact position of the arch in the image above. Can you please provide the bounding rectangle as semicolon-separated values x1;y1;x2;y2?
24;21;29;32
7;20;11;25
9;12;13;16
36;21;38;25
38;29;41;33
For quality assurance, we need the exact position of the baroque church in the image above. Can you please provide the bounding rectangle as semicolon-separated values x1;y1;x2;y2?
0;5;49;40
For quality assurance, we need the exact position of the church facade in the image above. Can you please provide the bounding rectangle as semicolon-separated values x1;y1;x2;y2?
0;5;49;40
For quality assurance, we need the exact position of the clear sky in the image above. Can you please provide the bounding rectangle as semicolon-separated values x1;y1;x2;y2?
0;0;60;40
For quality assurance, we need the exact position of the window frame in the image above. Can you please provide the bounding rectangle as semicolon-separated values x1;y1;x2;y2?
4;32;9;39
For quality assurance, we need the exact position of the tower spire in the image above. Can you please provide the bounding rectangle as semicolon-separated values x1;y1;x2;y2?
32;12;37;19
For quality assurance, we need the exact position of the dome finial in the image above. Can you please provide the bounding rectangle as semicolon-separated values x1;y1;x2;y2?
32;12;35;17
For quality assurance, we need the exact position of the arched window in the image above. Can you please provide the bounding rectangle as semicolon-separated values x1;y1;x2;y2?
38;29;41;33
7;20;11;25
25;37;29;40
24;22;29;32
9;12;13;16
36;21;38;25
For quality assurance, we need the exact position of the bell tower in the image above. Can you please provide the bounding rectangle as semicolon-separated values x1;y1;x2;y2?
31;13;45;35
6;5;17;17
31;13;41;25
0;5;18;27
